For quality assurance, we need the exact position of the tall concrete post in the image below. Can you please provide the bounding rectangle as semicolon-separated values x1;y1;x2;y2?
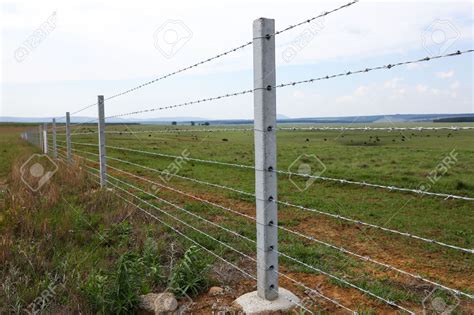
43;123;48;154
97;95;107;188
253;17;278;301
234;18;299;313
52;118;57;159
66;112;72;162
39;125;43;151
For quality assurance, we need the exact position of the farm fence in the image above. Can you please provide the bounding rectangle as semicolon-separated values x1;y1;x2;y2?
20;1;474;313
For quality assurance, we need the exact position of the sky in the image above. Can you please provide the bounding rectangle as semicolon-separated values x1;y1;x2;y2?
1;0;473;120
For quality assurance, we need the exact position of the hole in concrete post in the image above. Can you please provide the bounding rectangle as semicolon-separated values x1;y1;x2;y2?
267;126;273;131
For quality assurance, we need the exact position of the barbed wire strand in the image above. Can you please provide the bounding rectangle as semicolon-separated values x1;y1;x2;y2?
278;126;474;131
274;49;474;89
66;146;474;254
105;89;253;120
274;0;359;36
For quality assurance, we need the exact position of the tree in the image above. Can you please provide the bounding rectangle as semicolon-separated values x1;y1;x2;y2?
190;121;195;126
171;121;177;126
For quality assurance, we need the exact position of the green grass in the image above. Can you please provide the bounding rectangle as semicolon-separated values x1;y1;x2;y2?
2;122;474;313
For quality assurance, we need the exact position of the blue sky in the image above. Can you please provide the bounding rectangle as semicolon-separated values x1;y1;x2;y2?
1;0;473;119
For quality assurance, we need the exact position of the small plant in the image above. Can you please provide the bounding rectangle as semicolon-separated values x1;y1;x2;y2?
83;252;147;314
169;246;211;297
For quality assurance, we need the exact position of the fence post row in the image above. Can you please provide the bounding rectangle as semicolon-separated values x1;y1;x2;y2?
97;95;107;188
66;112;72;162
52;118;57;159
253;17;279;301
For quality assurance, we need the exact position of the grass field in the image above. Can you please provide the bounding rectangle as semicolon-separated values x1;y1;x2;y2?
2;122;474;314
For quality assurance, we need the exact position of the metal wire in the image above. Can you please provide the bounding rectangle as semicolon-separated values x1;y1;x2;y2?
276;170;474;201
274;0;359;36
115;155;474;253
65;146;474;254
101;162;474;299
277;200;474;254
105;89;253;120
274;49;474;89
278;126;474;131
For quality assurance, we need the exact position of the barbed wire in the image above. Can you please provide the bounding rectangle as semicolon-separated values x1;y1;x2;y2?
278;126;474;132
99;160;473;299
274;0;359;36
274;49;474;89
105;89;253;120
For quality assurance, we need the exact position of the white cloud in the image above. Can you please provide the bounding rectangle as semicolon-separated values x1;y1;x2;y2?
450;81;460;90
435;70;455;79
384;77;403;89
416;84;428;93
354;85;369;96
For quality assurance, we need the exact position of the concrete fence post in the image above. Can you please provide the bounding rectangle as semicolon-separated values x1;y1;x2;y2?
39;125;43;151
97;95;107;188
43;123;48;154
52;118;57;159
234;18;299;313
253;17;279;301
66;112;72;162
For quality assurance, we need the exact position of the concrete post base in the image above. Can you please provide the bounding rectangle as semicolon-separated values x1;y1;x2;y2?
233;288;300;314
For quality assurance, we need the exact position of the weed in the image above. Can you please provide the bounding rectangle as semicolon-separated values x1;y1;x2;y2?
169;245;211;297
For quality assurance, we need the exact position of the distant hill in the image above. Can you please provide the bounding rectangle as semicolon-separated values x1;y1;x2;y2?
1;113;473;125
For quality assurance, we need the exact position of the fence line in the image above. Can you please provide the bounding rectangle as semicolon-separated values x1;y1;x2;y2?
21;4;474;311
66;146;473;300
